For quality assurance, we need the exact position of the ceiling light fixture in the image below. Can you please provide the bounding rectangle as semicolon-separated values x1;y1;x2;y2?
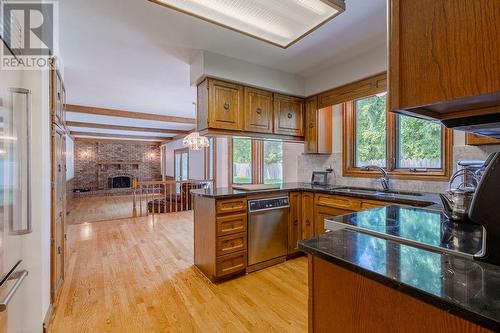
148;0;346;48
183;132;210;150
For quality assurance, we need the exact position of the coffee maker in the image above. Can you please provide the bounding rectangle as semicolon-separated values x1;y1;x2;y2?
469;152;500;265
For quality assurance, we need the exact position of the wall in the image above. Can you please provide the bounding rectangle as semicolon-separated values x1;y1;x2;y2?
74;141;161;191
162;138;206;179
304;43;387;96
297;105;500;193
190;50;305;96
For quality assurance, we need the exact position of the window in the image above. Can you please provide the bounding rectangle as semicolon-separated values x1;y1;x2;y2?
231;138;253;184
344;95;452;180
354;95;387;167
230;138;284;184
204;137;216;185
263;141;283;184
174;148;189;181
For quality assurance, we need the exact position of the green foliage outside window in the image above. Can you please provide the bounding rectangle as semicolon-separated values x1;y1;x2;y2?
355;95;387;166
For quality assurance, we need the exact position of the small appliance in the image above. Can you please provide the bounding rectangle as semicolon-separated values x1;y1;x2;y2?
311;171;329;186
439;169;477;223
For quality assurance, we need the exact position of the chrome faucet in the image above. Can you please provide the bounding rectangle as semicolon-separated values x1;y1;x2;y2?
362;165;390;191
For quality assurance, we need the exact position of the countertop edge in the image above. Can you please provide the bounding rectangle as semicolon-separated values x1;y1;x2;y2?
298;242;500;332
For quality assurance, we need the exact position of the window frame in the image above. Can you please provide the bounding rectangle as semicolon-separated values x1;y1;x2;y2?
204;137;217;186
174;147;189;181
343;98;453;181
229;138;284;185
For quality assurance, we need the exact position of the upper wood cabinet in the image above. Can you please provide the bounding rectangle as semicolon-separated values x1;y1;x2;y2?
273;94;305;137
209;79;244;130
244;87;273;134
197;78;305;140
305;96;332;154
389;0;500;120
466;134;500;146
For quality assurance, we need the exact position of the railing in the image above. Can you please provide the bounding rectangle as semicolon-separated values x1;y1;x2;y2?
132;179;212;217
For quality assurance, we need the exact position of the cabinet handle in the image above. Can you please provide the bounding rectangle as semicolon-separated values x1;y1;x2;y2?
58;246;62;254
306;219;310;226
294;219;299;225
0;268;28;312
309;122;315;128
256;108;262;115
287;113;293;119
224;103;230;110
58;164;61;172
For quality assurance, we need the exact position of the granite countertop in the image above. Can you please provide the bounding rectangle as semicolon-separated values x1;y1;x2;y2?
191;182;442;208
299;227;500;331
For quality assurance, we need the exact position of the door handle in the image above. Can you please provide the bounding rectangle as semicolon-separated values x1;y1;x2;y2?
0;269;28;312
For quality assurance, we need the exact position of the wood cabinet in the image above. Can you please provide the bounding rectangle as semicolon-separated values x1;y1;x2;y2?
466;134;500;146
389;0;500;120
194;196;248;282
274;94;305;137
244;87;273;134
197;78;305;140
208;79;244;130
301;192;315;240
288;192;302;255
314;194;389;236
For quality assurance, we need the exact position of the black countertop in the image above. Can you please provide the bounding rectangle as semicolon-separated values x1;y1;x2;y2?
299;215;500;330
191;182;442;208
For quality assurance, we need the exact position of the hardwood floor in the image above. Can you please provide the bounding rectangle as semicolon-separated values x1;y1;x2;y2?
67;195;135;224
49;211;308;332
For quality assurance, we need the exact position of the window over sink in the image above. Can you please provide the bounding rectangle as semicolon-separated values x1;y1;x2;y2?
344;94;452;180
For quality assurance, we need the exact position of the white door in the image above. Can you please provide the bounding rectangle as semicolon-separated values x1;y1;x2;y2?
0;62;31;332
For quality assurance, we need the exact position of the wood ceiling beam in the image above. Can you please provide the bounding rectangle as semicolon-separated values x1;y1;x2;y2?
66;121;189;135
70;131;172;141
74;137;162;145
66;104;196;124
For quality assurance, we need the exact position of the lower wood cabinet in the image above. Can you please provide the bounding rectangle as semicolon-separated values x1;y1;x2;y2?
288;192;302;255
313;194;390;236
194;196;248;282
301;192;315;240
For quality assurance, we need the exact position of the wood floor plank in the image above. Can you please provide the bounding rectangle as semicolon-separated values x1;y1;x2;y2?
49;211;307;333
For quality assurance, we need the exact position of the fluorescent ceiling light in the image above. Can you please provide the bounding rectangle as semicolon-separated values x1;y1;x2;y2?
149;0;345;48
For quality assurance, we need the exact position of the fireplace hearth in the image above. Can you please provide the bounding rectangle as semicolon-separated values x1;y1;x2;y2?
109;175;133;189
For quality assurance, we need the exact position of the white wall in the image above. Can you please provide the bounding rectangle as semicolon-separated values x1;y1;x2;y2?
215;137;229;188
304;43;388;96
190;51;305;96
162;138;206;179
66;135;75;180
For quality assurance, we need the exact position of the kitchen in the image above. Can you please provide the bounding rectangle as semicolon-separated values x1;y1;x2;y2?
1;0;499;332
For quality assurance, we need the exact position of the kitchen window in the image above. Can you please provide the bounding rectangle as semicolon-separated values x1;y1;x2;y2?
229;138;283;185
343;94;452;180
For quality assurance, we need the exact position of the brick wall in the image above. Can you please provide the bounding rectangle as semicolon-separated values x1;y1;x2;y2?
74;141;161;191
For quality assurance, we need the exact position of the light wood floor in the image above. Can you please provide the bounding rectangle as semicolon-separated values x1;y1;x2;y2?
49;211;308;333
67;195;135;224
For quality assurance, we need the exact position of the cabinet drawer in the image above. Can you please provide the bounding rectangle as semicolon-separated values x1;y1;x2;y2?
216;213;247;237
315;194;361;211
216;232;247;256
216;198;247;214
216;251;247;278
360;200;387;210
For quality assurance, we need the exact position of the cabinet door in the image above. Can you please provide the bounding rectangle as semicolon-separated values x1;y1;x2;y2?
315;206;354;236
244;87;273;133
288;192;302;254
208;79;243;130
305;97;318;153
273;94;305;137
301;192;315;239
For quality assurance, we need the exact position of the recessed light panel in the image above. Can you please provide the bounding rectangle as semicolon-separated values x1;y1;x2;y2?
149;0;345;48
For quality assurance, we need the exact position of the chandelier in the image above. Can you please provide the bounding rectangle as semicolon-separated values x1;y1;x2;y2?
182;132;209;150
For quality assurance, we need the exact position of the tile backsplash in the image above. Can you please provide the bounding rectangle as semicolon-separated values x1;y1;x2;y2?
297;145;500;193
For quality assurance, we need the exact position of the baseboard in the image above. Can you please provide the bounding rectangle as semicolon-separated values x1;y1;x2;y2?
42;303;53;333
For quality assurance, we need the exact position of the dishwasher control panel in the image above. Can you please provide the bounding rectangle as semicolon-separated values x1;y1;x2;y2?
248;196;290;212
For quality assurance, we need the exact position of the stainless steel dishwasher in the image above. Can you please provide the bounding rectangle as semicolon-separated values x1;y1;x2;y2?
247;196;289;271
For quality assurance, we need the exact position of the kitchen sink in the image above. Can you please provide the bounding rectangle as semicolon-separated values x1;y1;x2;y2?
332;187;423;197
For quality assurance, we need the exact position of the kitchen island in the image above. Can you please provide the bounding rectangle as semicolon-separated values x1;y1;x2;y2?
299;208;500;332
191;183;441;282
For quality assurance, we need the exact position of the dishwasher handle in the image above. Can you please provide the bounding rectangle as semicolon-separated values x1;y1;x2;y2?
248;205;290;214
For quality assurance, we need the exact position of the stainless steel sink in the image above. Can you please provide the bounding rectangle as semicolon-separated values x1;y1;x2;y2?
332;187;423;197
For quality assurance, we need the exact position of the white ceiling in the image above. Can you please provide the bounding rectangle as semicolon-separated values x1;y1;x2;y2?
60;0;387;141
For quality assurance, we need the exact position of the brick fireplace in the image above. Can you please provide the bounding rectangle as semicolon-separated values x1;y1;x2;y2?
74;141;161;195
